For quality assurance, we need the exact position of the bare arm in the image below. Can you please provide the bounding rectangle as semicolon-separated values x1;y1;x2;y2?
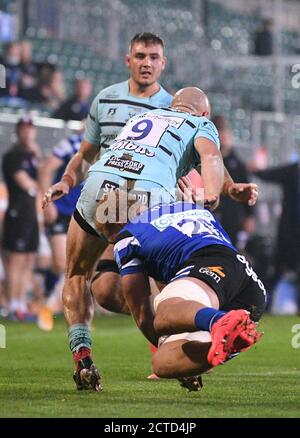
178;164;259;207
121;272;158;347
42;139;98;208
194;137;224;209
222;166;259;206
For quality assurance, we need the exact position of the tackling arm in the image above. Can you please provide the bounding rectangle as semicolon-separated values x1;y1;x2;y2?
194;137;224;209
121;272;158;347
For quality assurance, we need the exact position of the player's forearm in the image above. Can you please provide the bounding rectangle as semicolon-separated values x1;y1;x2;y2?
122;274;158;346
222;166;234;196
61;152;84;189
61;140;98;189
201;154;224;197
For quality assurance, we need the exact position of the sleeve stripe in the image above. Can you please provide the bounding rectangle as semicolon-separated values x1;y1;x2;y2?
121;258;143;270
114;236;140;252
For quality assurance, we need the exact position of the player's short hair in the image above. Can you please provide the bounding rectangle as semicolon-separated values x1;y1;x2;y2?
130;32;164;50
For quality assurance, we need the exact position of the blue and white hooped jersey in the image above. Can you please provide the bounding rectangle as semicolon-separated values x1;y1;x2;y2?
52;133;83;217
114;202;236;283
89;108;220;195
84;80;173;157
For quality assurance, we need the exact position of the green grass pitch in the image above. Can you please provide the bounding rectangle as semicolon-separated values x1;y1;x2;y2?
0;314;299;418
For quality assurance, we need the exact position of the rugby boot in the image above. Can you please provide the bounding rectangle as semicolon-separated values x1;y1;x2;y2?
208;309;263;367
178;375;203;392
73;356;102;391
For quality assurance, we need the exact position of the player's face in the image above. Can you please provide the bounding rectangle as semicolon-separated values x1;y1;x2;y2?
126;42;166;87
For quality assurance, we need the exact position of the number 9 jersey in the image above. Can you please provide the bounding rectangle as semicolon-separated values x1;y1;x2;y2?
89;108;220;195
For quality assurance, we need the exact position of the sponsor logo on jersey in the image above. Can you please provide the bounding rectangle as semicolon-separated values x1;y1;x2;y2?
236;254;266;297
107;108;117;116
129;189;150;206
101;135;117;144
111;139;155;157
100;180;120;192
104;153;144;175
207;266;225;278
96;180;121;202
199;266;224;283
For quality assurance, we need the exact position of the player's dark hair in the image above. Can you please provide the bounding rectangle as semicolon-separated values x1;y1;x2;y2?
130;32;164;50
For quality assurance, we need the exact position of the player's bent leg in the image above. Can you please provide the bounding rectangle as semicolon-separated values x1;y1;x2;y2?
91;244;130;315
63;216;107;391
153;278;219;335
152;332;212;391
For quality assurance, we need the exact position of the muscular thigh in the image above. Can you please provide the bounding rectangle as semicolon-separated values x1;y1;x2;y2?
66;216;107;278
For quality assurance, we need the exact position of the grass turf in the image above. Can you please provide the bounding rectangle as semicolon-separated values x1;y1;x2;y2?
0;314;299;418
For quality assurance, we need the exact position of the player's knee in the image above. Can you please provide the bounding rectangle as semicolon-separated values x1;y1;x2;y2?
152;351;170;378
151;353;163;377
92;272;130;314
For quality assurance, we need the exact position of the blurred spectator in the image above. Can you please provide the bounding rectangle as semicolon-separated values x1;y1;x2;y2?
0;41;22;99
0;183;8;315
213;115;256;248
53;78;92;120
44;69;65;110
1;116;42;320
253;160;300;313
253;19;273;56
19;40;39;95
24;67;65;111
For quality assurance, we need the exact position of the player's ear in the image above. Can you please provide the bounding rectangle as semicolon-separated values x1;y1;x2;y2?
125;54;131;68
202;110;210;119
161;56;167;71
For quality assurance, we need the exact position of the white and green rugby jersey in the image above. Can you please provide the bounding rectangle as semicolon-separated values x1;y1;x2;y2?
84;80;172;157
89;108;220;194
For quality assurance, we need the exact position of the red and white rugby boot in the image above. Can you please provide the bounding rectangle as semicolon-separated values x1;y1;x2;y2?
208;309;263;367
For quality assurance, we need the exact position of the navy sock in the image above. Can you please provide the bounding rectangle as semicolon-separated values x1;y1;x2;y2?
195;307;226;332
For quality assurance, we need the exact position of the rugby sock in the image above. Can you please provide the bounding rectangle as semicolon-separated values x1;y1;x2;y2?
68;324;92;368
195;307;226;332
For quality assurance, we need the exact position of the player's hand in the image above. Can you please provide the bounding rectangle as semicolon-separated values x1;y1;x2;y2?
42;181;70;208
227;182;259;206
177;176;203;203
204;194;219;211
